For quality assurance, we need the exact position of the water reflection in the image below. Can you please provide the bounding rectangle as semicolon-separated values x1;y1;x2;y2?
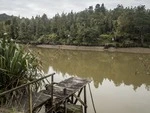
32;47;150;91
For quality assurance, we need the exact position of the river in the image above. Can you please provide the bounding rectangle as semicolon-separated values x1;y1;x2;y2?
31;47;150;113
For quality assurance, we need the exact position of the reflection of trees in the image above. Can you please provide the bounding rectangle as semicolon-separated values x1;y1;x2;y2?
32;47;150;90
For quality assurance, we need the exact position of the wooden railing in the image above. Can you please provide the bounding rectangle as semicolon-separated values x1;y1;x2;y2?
0;73;55;113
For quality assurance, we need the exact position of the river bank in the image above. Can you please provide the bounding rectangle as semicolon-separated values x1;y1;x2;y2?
36;44;150;54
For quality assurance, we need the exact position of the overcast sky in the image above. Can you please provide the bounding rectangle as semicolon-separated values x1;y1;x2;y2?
0;0;150;18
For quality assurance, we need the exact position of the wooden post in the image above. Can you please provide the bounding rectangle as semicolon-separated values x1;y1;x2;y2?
74;88;83;104
73;94;87;107
63;88;67;95
71;95;74;104
64;99;67;113
84;86;87;113
28;84;32;113
51;74;54;105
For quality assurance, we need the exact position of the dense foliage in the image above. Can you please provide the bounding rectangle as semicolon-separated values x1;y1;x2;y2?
0;36;42;92
0;4;150;47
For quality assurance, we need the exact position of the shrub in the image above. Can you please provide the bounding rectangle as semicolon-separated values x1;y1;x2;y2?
0;36;42;92
99;34;113;45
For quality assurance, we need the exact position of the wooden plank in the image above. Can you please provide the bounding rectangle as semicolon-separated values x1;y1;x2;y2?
66;104;83;113
43;77;91;112
44;77;91;102
73;94;87;107
13;77;91;112
18;92;51;112
45;77;90;95
74;88;83;104
57;77;91;90
32;92;51;111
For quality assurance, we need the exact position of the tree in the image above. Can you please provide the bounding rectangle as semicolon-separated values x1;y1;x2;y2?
0;22;5;37
117;9;134;38
134;5;150;45
10;17;19;39
101;3;106;14
95;4;101;13
18;19;27;41
0;4;150;46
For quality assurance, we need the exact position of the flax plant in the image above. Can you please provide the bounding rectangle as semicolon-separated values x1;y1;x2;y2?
0;36;43;93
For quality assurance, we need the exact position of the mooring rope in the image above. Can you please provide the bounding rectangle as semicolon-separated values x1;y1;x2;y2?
88;83;97;113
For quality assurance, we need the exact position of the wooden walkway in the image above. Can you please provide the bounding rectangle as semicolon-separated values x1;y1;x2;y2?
20;77;91;113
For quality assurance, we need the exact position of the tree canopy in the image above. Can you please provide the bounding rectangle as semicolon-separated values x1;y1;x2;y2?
0;4;150;47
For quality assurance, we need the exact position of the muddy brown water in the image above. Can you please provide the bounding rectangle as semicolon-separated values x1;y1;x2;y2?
31;47;150;113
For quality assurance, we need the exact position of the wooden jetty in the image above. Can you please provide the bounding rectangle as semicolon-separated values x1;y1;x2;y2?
0;74;91;113
43;77;91;113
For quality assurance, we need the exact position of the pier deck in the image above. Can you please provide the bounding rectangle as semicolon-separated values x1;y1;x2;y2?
21;77;91;113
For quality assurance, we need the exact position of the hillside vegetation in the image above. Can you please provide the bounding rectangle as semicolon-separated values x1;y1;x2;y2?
0;4;150;47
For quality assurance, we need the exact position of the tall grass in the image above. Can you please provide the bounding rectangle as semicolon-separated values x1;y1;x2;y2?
0;36;42;92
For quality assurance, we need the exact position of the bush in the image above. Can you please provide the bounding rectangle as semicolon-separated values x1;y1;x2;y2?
37;33;58;44
0;36;42;92
99;34;113;45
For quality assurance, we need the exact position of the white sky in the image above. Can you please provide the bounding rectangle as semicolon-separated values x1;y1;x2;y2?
0;0;150;18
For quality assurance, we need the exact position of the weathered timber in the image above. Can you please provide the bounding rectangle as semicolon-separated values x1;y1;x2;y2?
17;92;51;112
84;86;87;113
0;73;55;113
43;77;91;112
0;76;91;113
66;104;83;113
